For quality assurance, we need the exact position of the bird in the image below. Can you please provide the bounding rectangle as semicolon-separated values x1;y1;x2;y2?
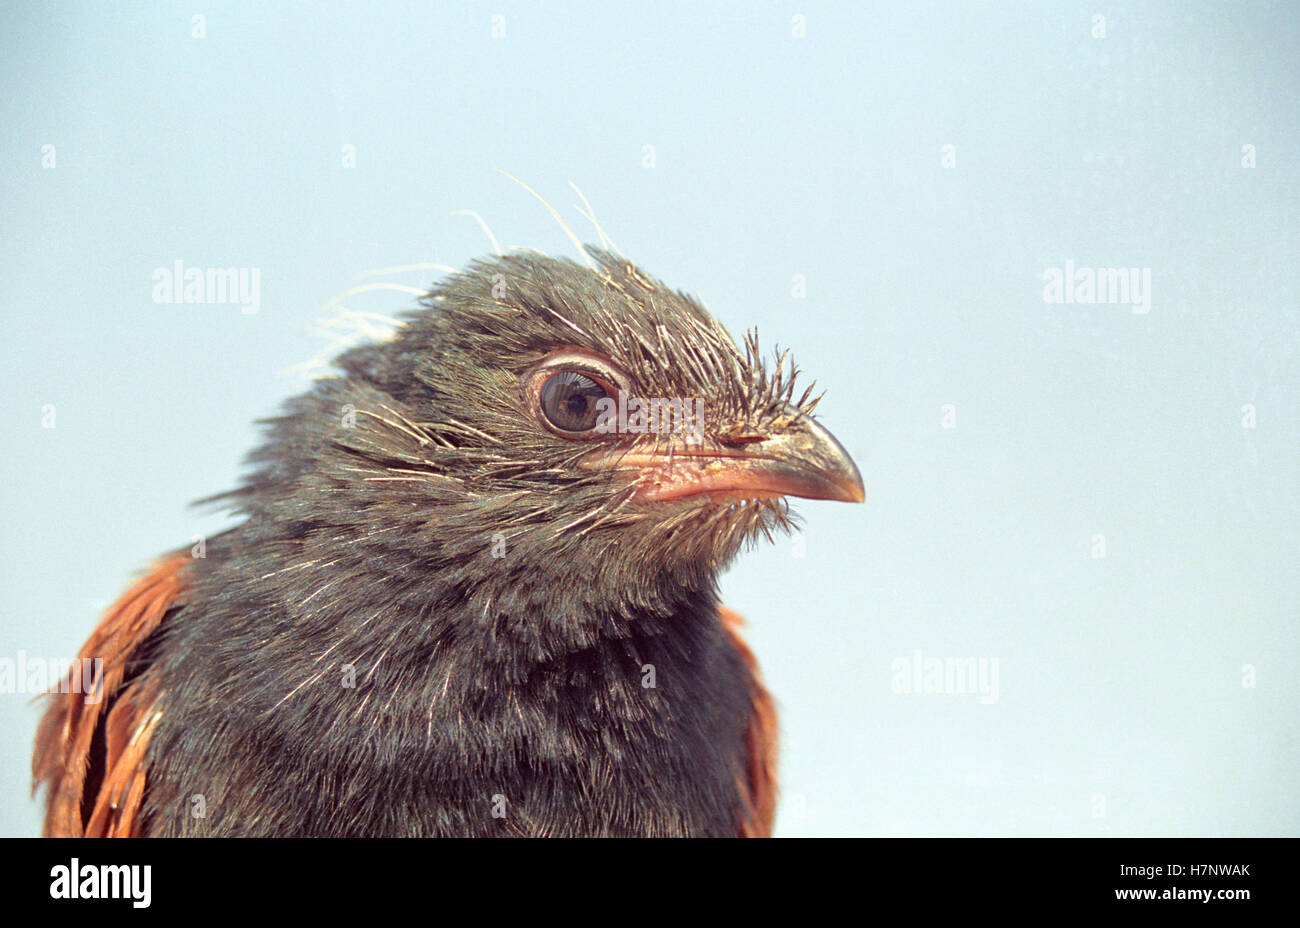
33;246;864;837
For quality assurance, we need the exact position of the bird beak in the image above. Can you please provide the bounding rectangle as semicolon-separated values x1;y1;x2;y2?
586;412;866;505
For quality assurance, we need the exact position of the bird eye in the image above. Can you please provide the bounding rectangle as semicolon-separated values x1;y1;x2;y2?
538;371;610;433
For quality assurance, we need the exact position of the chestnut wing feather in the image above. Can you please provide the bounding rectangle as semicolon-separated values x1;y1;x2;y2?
718;605;778;837
33;554;190;837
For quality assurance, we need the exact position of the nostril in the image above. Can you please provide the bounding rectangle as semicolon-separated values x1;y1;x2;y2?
717;426;770;446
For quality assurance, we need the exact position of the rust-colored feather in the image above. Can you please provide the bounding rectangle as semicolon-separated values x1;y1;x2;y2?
718;605;778;837
32;554;190;837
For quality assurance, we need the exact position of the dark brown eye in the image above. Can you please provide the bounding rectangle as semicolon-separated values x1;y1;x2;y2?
538;371;610;433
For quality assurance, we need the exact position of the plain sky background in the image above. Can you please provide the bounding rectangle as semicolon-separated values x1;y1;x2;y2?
1;1;1296;837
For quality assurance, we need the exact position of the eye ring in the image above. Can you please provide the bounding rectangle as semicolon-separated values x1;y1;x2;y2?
526;351;627;439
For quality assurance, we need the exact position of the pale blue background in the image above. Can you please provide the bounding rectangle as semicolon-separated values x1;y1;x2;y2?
2;1;1296;837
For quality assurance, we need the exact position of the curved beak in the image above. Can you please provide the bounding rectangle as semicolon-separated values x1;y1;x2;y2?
732;414;866;503
587;411;865;505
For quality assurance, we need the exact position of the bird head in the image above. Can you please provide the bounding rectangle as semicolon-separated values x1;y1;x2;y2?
233;249;862;624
